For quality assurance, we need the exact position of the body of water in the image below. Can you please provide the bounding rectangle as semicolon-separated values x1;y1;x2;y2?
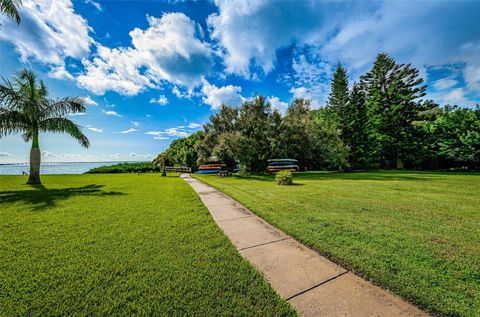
0;161;142;175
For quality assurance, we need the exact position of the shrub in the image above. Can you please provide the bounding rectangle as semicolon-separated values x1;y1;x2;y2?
275;170;293;185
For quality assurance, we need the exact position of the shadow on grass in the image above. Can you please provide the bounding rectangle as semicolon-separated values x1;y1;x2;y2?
0;184;124;210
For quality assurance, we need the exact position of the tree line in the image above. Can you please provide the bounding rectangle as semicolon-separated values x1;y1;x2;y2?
155;53;480;172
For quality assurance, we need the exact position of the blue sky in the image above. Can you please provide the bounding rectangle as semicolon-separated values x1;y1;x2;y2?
1;0;479;163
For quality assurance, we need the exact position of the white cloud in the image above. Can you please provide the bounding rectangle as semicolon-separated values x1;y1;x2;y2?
464;64;480;93
87;126;103;132
48;65;74;80
103;110;121;117
0;152;12;157
172;85;197;99
201;80;245;109
267;96;289;114
0;0;92;66
187;123;202;129
76;13;213;95
85;0;102;11
150;95;169;106
146;127;189;138
431;88;477;107
131;121;140;127
432;78;458;90
117;128;138;134
153;136;169;140
68;112;87;116
129;152;136;157
83;95;98;106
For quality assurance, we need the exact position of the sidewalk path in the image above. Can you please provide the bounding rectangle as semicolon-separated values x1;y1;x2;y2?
181;174;429;317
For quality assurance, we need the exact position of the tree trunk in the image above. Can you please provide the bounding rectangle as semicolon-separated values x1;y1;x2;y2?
27;148;41;184
396;157;404;169
27;130;41;185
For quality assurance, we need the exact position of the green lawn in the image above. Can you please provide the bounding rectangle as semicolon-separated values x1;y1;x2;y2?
0;174;296;316
195;171;480;317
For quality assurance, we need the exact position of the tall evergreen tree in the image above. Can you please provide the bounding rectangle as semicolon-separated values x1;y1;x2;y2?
360;53;427;168
326;63;349;128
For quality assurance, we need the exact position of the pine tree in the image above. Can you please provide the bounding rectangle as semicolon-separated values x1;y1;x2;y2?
326;63;349;129
360;53;427;168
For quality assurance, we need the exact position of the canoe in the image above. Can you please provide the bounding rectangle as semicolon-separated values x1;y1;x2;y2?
195;169;221;174
199;164;226;170
267;159;298;163
268;161;298;166
267;165;299;170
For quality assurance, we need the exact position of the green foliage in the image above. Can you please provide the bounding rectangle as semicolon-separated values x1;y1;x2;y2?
86;162;159;174
196;171;480;317
157;132;200;168
326;63;350;127
427;105;480;168
275;170;293;185
0;0;22;24
157;53;479;173
0;174;297;316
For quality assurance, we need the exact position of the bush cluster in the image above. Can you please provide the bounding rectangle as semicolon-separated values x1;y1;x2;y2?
86;162;159;174
275;170;293;185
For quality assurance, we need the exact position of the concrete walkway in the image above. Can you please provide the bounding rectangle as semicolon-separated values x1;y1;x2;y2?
181;174;429;317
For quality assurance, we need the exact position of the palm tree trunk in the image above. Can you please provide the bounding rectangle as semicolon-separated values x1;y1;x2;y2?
27;130;41;184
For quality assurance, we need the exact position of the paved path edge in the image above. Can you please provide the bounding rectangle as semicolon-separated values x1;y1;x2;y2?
181;174;429;317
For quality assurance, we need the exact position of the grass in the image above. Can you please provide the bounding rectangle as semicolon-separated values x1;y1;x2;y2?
0;174;297;316
194;171;480;317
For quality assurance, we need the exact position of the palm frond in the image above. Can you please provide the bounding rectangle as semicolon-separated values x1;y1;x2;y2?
42;97;86;119
39;117;90;148
0;0;22;24
0;76;23;110
0;108;29;137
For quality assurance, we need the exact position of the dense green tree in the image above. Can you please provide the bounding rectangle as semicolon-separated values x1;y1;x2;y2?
0;69;89;184
428;105;480;168
160;132;201;169
326;63;350;128
235;96;274;172
196;104;239;168
360;53;427;168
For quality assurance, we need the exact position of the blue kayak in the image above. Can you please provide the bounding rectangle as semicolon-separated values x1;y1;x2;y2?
195;169;221;174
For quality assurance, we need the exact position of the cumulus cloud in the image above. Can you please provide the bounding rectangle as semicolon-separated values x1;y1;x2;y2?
83;95;98;106
76;13;213;95
267;96;289;114
201;80;245;109
207;0;331;77
430;88;477;107
0;0;92;66
48;65;74;80
150;95;169;106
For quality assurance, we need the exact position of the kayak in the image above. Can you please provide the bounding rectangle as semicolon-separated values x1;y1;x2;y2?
267;158;298;163
268;161;298;166
199;164;226;169
195;169;221;174
267;165;299;170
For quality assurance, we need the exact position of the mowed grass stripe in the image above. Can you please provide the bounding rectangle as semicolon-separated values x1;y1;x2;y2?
195;171;480;317
0;174;297;316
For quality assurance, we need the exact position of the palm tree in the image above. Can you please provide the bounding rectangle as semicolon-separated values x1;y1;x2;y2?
0;69;90;184
0;0;22;24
